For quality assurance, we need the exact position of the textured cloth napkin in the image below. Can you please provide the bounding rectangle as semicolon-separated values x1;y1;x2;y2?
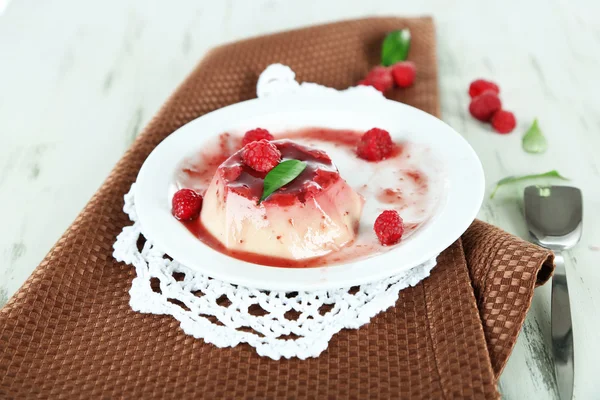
0;17;553;399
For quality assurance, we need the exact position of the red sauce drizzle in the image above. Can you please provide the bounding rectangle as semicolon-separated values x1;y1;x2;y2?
282;127;362;147
176;133;240;189
219;139;340;205
405;169;428;191
377;188;404;204
281;127;403;159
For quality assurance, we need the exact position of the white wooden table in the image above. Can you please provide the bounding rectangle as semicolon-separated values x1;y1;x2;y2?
1;0;598;398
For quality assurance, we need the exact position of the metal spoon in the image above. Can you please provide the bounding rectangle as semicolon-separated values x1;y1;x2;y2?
524;185;582;400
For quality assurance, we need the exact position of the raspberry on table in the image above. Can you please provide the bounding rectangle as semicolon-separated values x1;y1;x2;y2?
391;61;416;88
491;110;516;134
241;139;281;172
242;128;274;146
172;189;203;221
468;91;502;122
356;128;394;161
360;66;394;92
374;210;404;246
469;79;500;98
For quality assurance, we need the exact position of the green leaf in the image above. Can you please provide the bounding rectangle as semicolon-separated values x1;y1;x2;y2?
522;119;547;154
260;160;307;202
381;29;411;66
490;170;568;199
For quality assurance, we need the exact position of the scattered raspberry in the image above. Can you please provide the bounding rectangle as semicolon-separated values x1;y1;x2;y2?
469;91;502;122
241;139;281;172
469;79;500;98
374;210;404;246
491;110;516;134
172;189;203;221
360;66;394;92
356;128;394;161
391;61;416;88
242;128;274;146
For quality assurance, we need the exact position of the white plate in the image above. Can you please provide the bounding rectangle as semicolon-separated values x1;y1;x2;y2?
135;91;484;291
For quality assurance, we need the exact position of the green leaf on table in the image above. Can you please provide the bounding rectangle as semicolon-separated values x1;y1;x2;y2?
522;119;547;154
490;170;569;199
260;160;307;202
381;29;411;66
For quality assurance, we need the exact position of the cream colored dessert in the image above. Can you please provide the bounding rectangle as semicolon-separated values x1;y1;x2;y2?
200;140;364;261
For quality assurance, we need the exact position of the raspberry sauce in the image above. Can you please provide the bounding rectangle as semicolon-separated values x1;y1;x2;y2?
284;127;403;158
377;188;404;204
219;139;340;205
175;133;241;190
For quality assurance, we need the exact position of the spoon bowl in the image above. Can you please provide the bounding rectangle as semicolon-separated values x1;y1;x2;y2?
524;185;583;400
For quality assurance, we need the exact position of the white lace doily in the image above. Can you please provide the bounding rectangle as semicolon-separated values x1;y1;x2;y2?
112;65;437;360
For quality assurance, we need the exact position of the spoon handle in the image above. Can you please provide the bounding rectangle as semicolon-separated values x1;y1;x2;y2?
551;252;574;400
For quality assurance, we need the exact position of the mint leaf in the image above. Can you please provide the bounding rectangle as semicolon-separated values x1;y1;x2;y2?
490;170;568;198
522;119;547;154
260;160;307;202
381;29;411;66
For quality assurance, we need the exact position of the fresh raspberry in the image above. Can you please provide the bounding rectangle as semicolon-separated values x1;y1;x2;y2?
374;210;404;246
391;61;416;88
469;79;500;98
491;110;516;134
241;139;281;172
172;189;203;221
360;66;394;92
469;91;502;122
356;128;394;161
242;128;274;146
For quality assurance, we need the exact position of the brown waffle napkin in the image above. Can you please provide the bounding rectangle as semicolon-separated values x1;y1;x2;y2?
0;17;553;399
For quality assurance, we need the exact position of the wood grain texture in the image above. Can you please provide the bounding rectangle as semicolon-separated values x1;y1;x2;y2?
0;0;598;398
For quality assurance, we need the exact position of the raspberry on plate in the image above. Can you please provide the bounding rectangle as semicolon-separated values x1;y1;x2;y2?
360;66;394;92
172;189;203;221
356;128;394;161
468;79;500;98
491;110;516;134
241;139;281;172
391;61;416;88
374;210;404;246
242;128;274;146
468;91;502;122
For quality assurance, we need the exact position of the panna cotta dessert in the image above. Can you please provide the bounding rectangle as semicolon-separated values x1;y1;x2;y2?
199;139;365;261
171;126;440;268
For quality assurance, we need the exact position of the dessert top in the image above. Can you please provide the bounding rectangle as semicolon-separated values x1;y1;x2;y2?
218;139;341;205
